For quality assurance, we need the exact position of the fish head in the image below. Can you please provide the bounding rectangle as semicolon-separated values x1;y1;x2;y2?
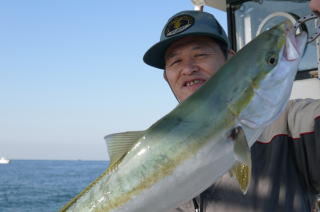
252;20;307;89
237;20;308;131
255;20;307;102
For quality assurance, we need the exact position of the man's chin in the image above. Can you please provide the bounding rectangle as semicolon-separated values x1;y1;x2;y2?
180;85;203;102
179;88;198;102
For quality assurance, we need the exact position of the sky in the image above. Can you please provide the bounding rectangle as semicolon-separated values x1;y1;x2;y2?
0;0;227;161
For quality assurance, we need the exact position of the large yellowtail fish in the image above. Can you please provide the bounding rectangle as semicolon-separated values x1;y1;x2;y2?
59;21;307;212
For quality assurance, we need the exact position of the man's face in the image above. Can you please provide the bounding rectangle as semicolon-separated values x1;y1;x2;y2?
164;36;231;102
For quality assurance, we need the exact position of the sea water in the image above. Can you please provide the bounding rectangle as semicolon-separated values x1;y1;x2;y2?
0;160;108;212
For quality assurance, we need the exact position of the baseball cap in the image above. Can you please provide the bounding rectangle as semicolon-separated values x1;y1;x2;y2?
143;10;230;69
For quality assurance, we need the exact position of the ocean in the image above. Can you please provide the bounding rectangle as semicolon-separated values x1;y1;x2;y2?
0;160;109;212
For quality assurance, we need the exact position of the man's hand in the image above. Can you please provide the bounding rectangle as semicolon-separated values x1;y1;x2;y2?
310;0;320;16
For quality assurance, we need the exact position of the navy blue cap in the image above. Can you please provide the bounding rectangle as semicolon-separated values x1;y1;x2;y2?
143;10;230;69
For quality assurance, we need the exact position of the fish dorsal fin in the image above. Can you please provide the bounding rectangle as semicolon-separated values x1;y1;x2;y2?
104;131;145;165
229;126;252;194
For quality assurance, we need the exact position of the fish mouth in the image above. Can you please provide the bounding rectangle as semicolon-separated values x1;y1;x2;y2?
283;23;307;61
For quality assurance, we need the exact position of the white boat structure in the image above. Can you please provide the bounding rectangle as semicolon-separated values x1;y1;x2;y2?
0;157;10;164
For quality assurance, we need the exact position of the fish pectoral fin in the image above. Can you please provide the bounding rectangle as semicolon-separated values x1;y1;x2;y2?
231;126;251;164
229;126;252;194
104;131;145;165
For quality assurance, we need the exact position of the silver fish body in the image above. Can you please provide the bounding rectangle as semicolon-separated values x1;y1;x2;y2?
60;22;307;212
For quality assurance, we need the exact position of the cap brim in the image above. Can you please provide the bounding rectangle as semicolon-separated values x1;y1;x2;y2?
143;32;228;70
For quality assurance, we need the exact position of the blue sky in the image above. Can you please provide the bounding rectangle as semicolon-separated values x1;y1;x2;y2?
0;1;227;160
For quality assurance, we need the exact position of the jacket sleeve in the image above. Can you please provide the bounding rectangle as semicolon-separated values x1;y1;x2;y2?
287;99;320;193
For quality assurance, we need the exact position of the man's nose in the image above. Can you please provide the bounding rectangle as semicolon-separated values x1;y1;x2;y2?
181;59;199;75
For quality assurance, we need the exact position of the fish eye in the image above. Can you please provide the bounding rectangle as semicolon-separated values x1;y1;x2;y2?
266;53;277;66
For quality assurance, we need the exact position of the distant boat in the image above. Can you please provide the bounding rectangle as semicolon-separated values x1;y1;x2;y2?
0;157;10;164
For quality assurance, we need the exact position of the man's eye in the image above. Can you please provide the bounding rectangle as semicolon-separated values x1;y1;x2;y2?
169;59;182;67
195;53;208;57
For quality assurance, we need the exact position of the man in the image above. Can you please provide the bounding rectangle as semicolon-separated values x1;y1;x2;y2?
143;10;320;212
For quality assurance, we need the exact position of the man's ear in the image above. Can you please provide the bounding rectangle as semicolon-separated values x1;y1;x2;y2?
227;49;236;60
163;71;168;82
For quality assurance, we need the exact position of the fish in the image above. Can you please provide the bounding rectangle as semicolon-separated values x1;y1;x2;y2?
59;21;307;212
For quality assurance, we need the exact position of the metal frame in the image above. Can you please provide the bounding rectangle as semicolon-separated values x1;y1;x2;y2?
226;0;252;50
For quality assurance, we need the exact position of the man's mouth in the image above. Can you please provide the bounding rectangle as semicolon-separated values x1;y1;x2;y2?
184;79;206;87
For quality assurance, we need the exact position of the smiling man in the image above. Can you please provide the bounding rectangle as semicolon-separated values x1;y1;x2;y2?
143;10;320;212
144;11;233;103
164;35;234;102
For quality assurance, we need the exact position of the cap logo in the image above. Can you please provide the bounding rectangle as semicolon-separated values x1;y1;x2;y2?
165;15;194;37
